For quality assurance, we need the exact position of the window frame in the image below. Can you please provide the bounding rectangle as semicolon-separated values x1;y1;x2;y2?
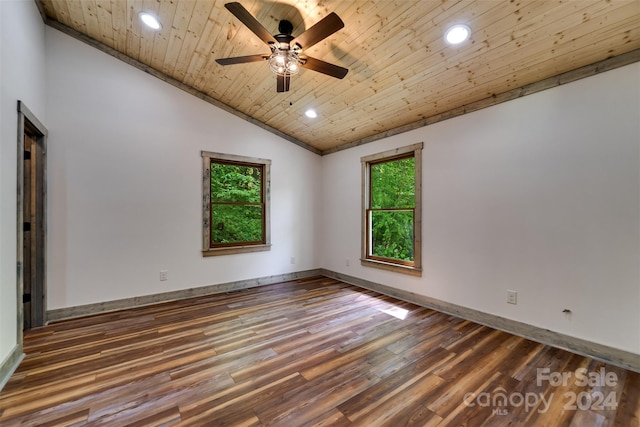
202;151;271;256
361;143;423;276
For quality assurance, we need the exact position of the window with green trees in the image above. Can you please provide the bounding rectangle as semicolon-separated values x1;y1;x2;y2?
362;143;422;275
202;151;271;256
370;156;415;262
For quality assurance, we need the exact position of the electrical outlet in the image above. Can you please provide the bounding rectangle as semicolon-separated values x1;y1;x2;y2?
507;290;517;305
290;256;295;265
160;270;168;281
346;259;350;267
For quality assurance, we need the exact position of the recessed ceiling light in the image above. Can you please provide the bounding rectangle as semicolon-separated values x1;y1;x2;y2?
445;24;470;45
305;109;318;119
139;12;161;30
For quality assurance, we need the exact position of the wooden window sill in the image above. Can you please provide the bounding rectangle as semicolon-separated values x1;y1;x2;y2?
360;258;422;276
203;244;271;257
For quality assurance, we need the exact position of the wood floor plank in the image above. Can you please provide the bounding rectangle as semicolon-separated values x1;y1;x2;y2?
615;370;640;426
179;372;306;424
252;357;380;425
0;276;637;426
346;373;446;426
27;408;90;427
337;347;454;422
300;329;409;381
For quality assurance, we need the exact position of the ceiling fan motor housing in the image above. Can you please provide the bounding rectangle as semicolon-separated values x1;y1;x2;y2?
278;19;294;35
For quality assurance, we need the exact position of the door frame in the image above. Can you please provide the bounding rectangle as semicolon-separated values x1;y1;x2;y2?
16;101;48;342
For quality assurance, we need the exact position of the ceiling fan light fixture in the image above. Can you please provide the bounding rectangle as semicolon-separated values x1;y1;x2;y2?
139;12;161;30
216;3;348;92
445;24;470;45
268;48;301;76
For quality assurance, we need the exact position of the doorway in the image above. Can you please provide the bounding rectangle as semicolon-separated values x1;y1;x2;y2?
17;101;48;332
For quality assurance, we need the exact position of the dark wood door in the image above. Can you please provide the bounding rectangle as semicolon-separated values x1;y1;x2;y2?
22;132;44;330
23;134;33;330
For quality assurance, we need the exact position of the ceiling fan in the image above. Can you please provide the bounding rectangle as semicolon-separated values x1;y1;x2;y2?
216;2;349;93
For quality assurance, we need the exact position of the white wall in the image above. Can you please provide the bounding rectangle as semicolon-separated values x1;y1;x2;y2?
0;0;46;366
4;8;636;366
321;63;640;354
45;27;321;309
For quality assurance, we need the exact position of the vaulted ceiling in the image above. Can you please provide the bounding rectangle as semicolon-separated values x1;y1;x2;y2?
38;0;640;154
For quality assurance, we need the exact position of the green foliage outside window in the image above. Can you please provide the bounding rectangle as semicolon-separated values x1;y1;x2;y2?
210;162;264;245
370;156;415;262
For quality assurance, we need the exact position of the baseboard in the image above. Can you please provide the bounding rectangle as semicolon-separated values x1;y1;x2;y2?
44;268;640;372
321;269;640;373
47;269;323;322
0;345;24;392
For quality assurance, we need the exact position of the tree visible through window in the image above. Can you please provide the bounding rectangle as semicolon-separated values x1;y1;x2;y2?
210;161;264;245
202;152;271;256
370;156;415;262
362;143;422;275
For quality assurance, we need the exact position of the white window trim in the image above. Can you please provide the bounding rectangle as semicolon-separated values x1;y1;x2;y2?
361;143;423;276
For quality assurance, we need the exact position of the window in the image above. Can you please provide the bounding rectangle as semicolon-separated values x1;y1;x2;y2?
202;151;271;256
361;143;423;275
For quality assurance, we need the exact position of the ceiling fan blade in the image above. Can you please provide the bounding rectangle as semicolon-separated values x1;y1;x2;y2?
290;12;344;49
216;54;269;65
224;2;276;45
301;56;348;79
277;74;291;92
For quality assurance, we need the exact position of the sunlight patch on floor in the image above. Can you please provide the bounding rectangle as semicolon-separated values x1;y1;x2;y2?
379;306;409;320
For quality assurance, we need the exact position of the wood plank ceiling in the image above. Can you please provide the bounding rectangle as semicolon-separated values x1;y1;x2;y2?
39;0;640;154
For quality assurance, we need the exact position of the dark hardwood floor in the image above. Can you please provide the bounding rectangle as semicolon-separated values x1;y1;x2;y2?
0;276;638;426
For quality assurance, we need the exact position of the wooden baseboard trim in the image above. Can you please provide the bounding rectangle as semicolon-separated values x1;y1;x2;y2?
321;269;640;373
44;268;639;371
0;345;24;392
47;269;323;322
